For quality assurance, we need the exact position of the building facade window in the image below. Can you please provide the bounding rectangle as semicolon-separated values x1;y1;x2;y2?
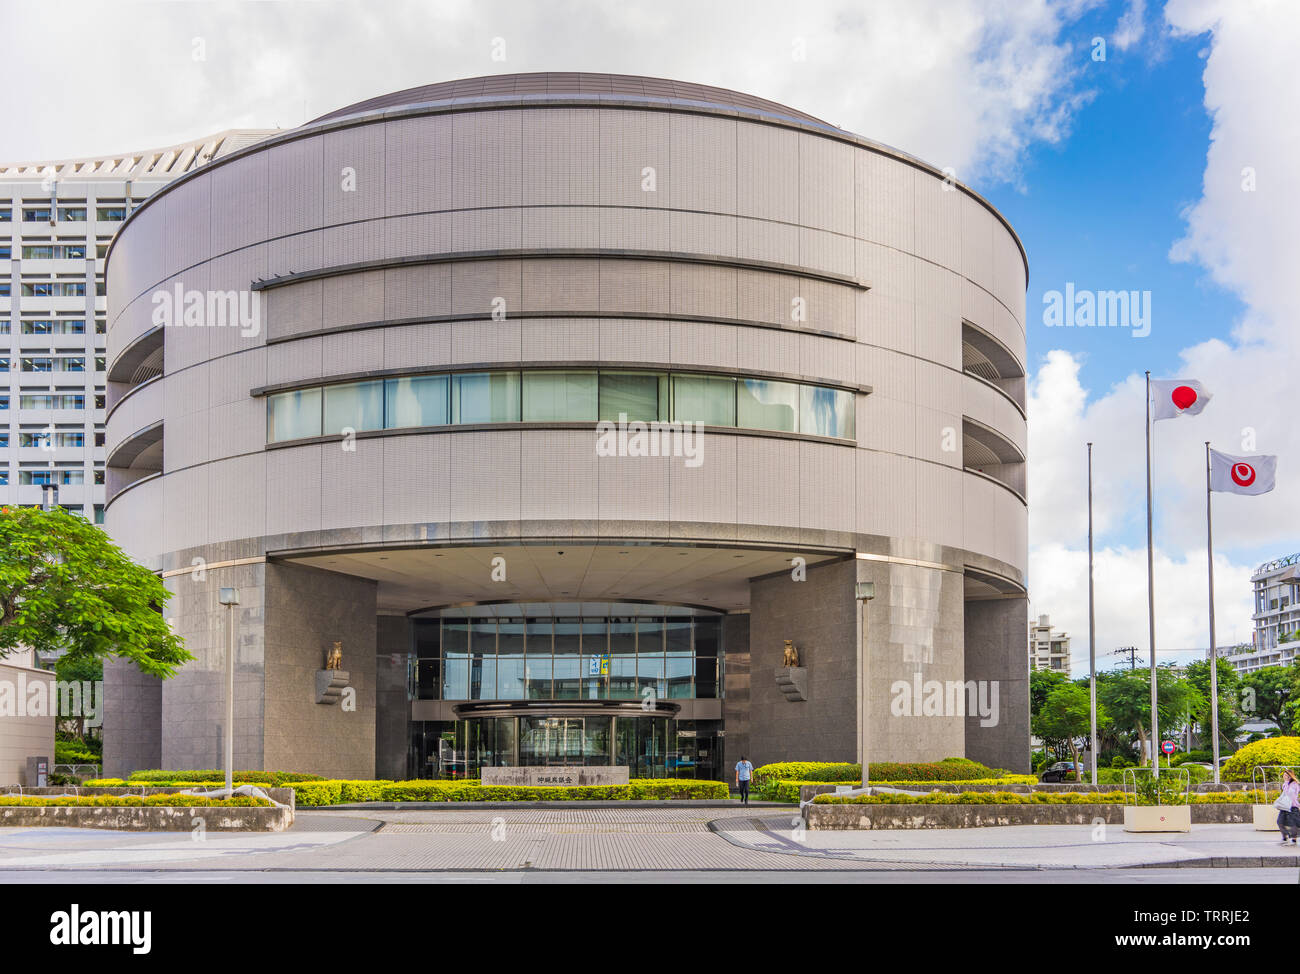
267;368;857;444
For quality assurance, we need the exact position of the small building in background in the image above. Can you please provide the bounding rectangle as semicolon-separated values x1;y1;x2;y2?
0;648;55;785
1029;614;1070;674
1250;552;1300;661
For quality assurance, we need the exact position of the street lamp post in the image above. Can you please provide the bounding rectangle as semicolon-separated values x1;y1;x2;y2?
217;587;240;795
855;581;876;788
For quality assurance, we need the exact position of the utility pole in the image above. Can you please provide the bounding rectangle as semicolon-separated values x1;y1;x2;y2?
1113;646;1141;670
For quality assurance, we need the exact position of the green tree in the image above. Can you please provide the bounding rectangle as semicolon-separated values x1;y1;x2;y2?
53;651;104;740
0;507;189;677
1037;683;1109;775
1097;666;1203;766
1241;665;1300;731
1029;669;1070;760
1184;657;1243;751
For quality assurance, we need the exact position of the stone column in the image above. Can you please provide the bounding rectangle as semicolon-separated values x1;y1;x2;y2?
102;658;162;777
262;561;377;779
375;614;411;780
159;558;267;773
857;557;968;766
748;558;858;765
721;613;750;776
964;596;1030;772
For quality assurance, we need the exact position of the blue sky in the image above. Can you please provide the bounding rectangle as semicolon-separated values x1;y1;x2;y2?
987;18;1242;389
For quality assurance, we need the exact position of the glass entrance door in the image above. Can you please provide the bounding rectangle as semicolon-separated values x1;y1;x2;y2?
521;716;588;765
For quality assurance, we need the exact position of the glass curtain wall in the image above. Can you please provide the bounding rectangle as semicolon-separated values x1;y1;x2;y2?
267;369;854;442
415;606;722;704
413;714;721;780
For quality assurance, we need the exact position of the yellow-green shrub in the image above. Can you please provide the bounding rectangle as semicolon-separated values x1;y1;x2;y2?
379;779;728;802
756;776;1036;802
1220;737;1300;781
0;795;270;807
339;780;393;803
812;789;1273;806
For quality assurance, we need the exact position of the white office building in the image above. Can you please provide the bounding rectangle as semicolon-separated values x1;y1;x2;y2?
1250;552;1300;658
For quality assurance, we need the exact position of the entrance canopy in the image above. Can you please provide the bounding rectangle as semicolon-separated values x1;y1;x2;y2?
277;541;848;614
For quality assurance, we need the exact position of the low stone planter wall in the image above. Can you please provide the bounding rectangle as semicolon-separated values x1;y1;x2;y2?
0;803;293;831
797;781;1256;802
2;785;296;807
804;802;1256;830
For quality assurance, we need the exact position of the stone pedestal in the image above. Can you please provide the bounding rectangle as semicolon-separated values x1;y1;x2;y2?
774;667;808;702
315;670;350;705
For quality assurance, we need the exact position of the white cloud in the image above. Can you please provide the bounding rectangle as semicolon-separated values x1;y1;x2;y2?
1028;0;1300;661
1113;0;1148;51
1031;541;1255;669
1;0;1094;186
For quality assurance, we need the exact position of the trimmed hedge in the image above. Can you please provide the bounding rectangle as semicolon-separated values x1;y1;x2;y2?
126;770;324;785
262;778;728;805
1221;737;1300;781
812;790;1275;806
379;779;728;802
284;781;344;806
757;777;1038;803
753;759;999;784
0;795;271;807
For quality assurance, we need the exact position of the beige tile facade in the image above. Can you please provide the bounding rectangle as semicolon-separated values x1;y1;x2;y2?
103;75;1029;776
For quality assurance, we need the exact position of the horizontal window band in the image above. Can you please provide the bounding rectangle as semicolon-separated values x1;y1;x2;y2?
251;362;871;399
263;420;857;450
263;310;857;346
264;367;858;442
250;247;870;292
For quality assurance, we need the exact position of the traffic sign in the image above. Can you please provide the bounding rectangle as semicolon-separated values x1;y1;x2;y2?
1161;739;1176;755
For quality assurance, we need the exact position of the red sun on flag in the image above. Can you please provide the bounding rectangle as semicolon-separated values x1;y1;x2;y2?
1171;385;1199;410
1231;463;1256;487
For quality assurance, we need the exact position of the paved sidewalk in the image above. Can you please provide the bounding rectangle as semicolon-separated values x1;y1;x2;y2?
712;816;1300;869
2;806;1296;874
0;807;944;873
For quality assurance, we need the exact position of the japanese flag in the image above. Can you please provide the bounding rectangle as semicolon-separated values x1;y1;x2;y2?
1209;449;1277;495
1151;378;1211;421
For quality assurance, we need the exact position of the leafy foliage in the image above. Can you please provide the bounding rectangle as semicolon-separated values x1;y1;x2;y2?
1220;736;1300;780
1096;667;1202;766
1036;683;1109;772
0;795;271;807
125;769;324;785
0;507;190;677
1184;657;1243;747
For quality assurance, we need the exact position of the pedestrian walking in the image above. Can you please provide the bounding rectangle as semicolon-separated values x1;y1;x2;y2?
735;755;754;805
1273;769;1300;844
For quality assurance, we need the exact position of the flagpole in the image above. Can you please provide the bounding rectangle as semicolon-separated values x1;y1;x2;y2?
1205;442;1221;785
1145;370;1159;776
1087;442;1098;787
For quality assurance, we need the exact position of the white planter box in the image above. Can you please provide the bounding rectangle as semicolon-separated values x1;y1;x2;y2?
1253;805;1281;831
1123;805;1191;832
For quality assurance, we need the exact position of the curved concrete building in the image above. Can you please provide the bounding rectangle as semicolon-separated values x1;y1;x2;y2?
103;73;1029;779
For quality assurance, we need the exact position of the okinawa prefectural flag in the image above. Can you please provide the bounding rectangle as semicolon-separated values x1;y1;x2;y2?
1209;449;1277;495
1151;378;1212;420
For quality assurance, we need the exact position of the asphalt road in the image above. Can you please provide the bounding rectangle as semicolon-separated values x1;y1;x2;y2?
1;867;1295;883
